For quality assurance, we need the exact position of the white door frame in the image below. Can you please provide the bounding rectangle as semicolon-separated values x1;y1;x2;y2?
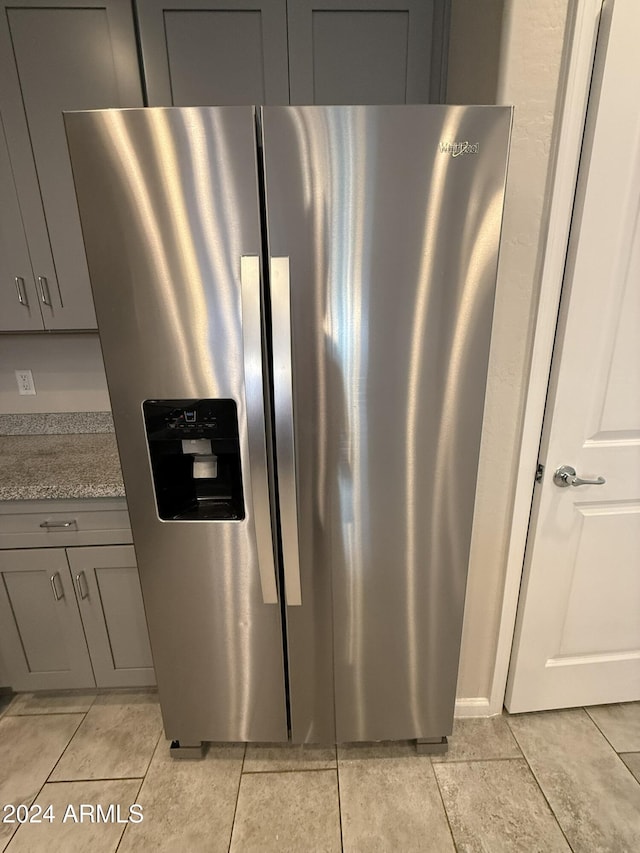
488;0;605;716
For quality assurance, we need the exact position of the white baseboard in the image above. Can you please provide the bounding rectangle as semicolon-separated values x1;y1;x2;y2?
454;697;495;718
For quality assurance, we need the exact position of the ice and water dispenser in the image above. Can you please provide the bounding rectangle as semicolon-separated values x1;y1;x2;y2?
143;400;245;521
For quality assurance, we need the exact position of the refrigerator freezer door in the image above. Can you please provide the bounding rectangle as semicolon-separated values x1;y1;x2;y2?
262;105;512;743
65;107;288;742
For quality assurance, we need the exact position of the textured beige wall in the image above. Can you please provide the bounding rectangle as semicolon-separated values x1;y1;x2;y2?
0;334;110;414
456;0;571;704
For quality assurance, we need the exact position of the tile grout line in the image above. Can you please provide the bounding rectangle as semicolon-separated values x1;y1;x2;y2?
242;764;338;774
43;711;87;785
227;742;247;853
137;728;164;781
44;697;162;785
2;692;99;717
432;754;525;765
5;711;93;716
114;725;164;852
583;705;639;757
504;714;577;853
5;709;96;718
617;755;640;786
429;757;460;853
42;776;146;784
114;774;146;853
3;709;88;852
583;706;640;786
583;705;622;753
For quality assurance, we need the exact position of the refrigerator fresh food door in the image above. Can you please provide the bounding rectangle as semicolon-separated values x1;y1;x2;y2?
65;107;288;743
261;105;512;743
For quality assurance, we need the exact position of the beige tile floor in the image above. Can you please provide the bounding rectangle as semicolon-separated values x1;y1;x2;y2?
0;690;638;852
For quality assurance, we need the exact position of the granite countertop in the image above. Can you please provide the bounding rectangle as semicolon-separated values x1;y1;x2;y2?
0;412;125;501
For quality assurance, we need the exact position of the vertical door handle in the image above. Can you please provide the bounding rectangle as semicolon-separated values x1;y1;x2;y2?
50;572;64;601
270;257;302;607
75;571;89;600
37;275;51;306
240;255;278;605
14;276;28;306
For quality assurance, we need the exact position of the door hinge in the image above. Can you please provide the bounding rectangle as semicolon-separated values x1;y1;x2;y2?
535;463;544;484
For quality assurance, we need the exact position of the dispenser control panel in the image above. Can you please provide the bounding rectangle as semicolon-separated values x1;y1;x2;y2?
143;399;239;441
166;407;218;433
142;399;244;521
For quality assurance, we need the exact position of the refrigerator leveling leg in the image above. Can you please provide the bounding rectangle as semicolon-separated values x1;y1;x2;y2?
415;737;448;755
169;740;206;759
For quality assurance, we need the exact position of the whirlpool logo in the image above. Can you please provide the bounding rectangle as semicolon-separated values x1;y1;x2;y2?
439;141;480;157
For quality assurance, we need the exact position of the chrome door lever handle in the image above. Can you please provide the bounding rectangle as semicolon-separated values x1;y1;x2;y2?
553;465;606;487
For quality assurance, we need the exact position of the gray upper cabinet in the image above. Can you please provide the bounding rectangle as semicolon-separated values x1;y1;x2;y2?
0;0;143;331
0;112;43;331
0;0;448;333
287;0;449;105
137;0;448;109
137;0;289;105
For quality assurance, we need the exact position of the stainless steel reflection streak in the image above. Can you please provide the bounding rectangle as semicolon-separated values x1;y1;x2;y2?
65;107;288;743
261;106;512;742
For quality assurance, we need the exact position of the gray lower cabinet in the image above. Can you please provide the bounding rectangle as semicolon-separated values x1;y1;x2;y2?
67;546;155;688
0;548;95;690
0;0;143;331
0;545;155;691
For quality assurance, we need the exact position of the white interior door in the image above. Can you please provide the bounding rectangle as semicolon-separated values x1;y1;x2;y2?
506;0;640;713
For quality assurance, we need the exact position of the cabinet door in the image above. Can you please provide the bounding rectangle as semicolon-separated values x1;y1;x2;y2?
0;112;43;331
0;0;143;330
288;0;449;105
137;0;289;105
0;549;95;690
67;546;156;688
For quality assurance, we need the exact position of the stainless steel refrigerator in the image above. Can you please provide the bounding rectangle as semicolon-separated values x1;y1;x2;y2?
65;105;512;751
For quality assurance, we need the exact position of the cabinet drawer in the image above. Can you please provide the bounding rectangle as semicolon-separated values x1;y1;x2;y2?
0;499;132;549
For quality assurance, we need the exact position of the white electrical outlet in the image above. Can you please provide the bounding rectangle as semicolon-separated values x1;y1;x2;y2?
15;369;36;396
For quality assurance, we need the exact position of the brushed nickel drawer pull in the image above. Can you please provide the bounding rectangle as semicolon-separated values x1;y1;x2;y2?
50;572;64;601
39;520;77;529
37;275;51;306
75;571;89;600
14;276;28;306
